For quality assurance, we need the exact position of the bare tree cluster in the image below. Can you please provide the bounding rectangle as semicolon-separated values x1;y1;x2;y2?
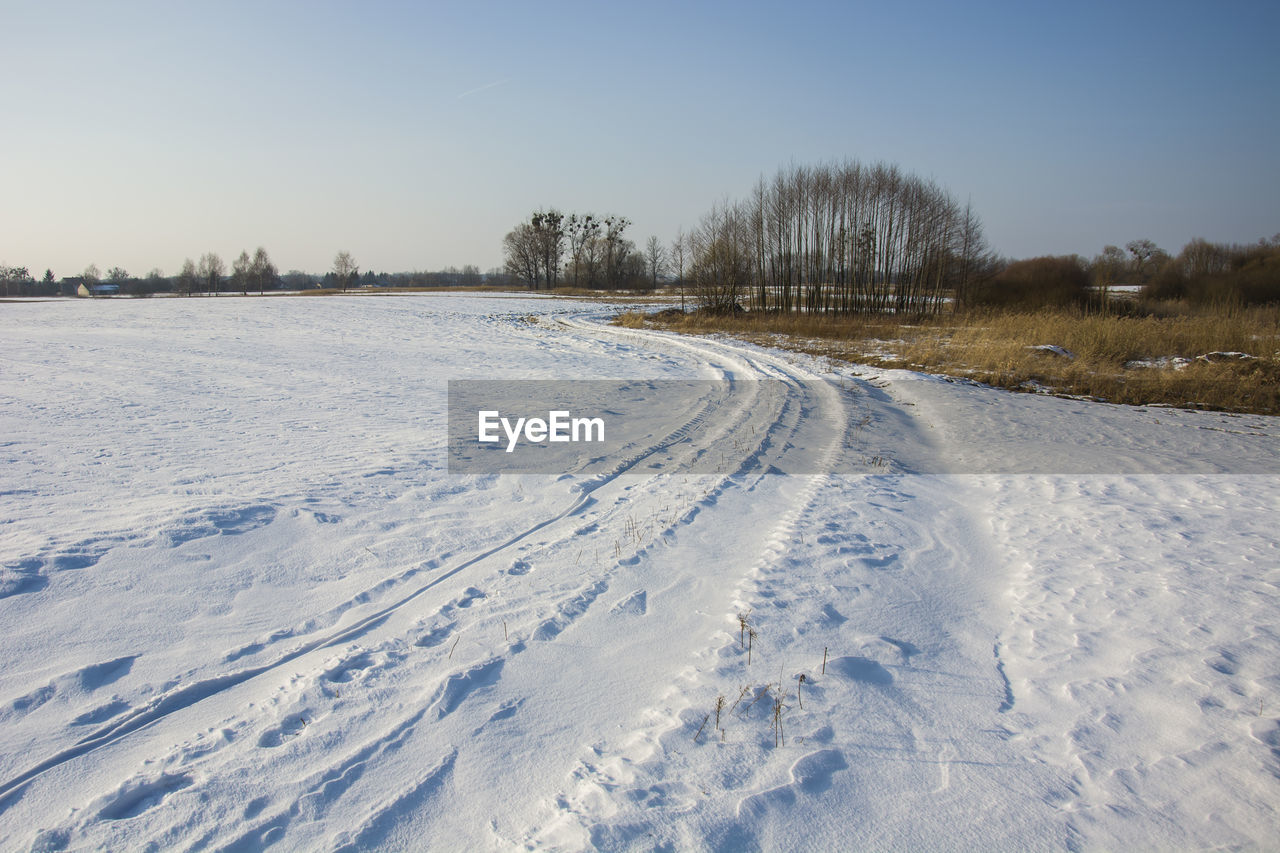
504;210;651;290
170;248;278;296
1142;235;1280;306
225;247;279;295
688;201;755;313
198;253;225;295
503;210;565;290
682;160;991;315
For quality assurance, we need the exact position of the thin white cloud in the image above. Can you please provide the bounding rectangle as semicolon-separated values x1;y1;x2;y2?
455;78;511;100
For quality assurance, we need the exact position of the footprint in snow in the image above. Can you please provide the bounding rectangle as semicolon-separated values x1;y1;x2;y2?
879;636;920;660
415;625;453;648
258;713;312;748
820;603;847;624
96;772;194;821
825;656;893;685
736;749;849;818
429;659;505;721
1205;655;1239;675
609;590;647;616
324;653;376;683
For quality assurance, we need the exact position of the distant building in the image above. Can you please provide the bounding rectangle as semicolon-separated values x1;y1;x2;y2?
76;282;120;297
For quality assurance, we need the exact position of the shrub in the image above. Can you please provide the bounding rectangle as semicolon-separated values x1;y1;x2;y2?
965;256;1090;310
1145;239;1280;307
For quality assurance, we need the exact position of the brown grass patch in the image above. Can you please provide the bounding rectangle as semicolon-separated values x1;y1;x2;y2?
619;307;1280;415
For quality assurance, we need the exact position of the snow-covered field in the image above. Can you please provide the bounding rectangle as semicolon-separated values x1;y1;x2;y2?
1;294;1278;851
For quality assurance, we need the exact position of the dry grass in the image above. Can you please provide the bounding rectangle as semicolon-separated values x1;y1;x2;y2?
613;310;650;329
619;307;1280;415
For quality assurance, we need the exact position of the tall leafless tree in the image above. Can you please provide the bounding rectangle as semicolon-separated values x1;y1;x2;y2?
503;222;542;288
601;216;631;290
177;258;197;296
333;251;358;292
644;235;666;291
232;251;252;295
198;253;223;296
251;247;276;295
565;214;601;288
670;228;688;310
531;210;565;289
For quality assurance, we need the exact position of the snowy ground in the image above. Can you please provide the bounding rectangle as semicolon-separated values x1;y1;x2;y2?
1;294;1278;851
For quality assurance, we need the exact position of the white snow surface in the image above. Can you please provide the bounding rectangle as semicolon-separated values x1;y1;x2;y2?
1;294;1278;851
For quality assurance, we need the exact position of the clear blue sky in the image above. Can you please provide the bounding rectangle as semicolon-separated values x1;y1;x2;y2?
3;0;1277;277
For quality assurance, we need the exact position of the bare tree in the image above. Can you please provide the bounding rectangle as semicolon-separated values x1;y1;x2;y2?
333;251;358;292
580;223;603;287
951;201;997;310
565;214;600;288
198;253;224;296
644;235;666;291
176;258;197;296
251;247;276;295
503;211;566;289
1125;239;1169;285
670;228;688;310
232;251;252;295
601;216;631;289
690;201;753;313
1088;245;1127;311
532;210;565;289
503;223;541;288
1173;238;1231;281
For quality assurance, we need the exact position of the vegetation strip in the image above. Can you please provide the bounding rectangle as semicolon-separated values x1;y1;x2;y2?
617;307;1280;416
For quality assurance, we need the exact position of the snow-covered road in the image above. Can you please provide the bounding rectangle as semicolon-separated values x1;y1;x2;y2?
1;295;1277;851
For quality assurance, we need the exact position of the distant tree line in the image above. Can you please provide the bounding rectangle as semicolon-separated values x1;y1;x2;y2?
1140;237;1280;307
965;236;1280;311
502;210;659;290
0;251;500;298
0;265;45;297
508;157;1273;317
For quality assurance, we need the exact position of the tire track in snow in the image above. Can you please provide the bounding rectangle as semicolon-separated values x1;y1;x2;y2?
520;321;859;848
